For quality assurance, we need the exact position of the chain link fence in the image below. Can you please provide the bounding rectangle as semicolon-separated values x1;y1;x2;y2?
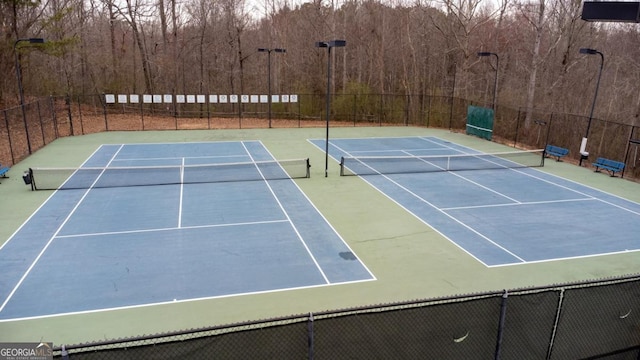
52;274;640;359
2;93;640;180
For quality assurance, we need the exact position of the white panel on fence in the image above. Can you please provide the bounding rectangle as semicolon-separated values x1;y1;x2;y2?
153;95;162;103
250;95;259;103
281;95;289;103
272;95;280;103
209;95;218;103
231;95;239;103
219;95;228;103
290;95;298;103
176;95;185;103
260;95;268;103
130;94;140;103
240;95;249;103
105;94;116;104
143;95;153;103
117;94;127;103
196;95;205;103
163;94;173;103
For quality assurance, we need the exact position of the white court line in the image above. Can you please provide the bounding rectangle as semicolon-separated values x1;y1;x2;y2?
487;248;640;268
0;145;106;253
347;147;452;155
513;168;640;216
294;141;377;281
0;145;126;313
327;140;526;265
2;141;375;321
241;141;331;284
0;278;375;323
399;149;522;204
178;157;185;228
328;136;640;268
110;154;251;162
55;219;290;239
441;197;596;211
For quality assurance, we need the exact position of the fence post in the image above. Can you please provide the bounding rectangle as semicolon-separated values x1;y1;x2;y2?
102;94;108;131
544;113;553;148
622;125;636;178
307;312;314;360
379;94;383;126
65;95;74;136
37;100;45;146
546;289;565;360
427;95;432;127
404;94;409;126
494;290;508;360
3;110;15;164
514;108;522;147
352;94;356;126
449;95;455;130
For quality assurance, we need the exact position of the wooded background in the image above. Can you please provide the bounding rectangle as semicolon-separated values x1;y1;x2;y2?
2;0;640;127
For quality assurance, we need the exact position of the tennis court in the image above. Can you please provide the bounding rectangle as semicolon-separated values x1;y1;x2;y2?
0;140;374;321
310;136;640;266
2;127;640;347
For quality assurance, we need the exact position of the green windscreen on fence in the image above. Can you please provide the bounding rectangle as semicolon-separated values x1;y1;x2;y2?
466;105;494;140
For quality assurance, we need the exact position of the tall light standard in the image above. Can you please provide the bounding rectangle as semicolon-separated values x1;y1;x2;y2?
477;52;499;111
14;38;45;154
578;47;604;165
257;48;286;128
315;40;346;177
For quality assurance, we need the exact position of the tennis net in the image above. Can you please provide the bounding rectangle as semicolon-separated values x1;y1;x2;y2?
339;150;544;176
28;158;310;190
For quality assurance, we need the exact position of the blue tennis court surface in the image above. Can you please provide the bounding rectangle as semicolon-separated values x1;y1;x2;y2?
310;136;640;267
0;141;374;321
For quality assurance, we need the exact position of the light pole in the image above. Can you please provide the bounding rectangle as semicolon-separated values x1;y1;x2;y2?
578;47;604;165
14;37;45;154
316;40;346;177
257;48;286;128
477;52;499;111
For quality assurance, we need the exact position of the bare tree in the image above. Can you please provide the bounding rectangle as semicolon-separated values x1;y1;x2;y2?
111;0;155;93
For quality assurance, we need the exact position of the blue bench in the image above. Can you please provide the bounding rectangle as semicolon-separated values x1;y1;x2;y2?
593;157;625;177
544;145;569;161
0;164;9;183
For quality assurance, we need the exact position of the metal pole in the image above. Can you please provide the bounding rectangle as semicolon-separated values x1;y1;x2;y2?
14;38;44;155
494;290;508;360
585;51;604;138
14;40;31;154
325;46;332;177
316;40;344;177
492;54;499;111
477;52;499;111
267;50;272;128
578;48;604;166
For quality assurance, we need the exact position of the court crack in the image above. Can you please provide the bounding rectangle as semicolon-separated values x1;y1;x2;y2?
357;230;432;243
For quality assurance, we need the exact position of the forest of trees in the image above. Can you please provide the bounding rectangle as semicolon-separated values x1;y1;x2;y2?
3;0;640;126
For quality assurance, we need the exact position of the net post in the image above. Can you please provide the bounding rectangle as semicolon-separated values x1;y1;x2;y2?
305;158;311;178
29;168;36;191
339;156;345;176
